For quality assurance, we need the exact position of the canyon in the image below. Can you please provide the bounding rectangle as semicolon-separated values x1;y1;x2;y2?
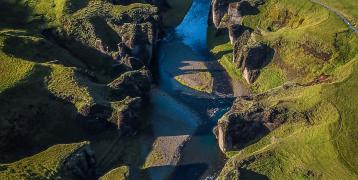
0;0;358;179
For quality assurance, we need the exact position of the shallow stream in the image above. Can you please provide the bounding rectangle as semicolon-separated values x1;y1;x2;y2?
144;0;237;179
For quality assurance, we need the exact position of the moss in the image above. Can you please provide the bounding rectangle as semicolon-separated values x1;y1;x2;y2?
0;54;34;93
209;0;358;93
252;65;286;93
319;0;358;28
0;142;88;179
215;0;358;179
143;149;166;169
175;71;214;94
220;62;358;178
47;65;94;111
0;1;157;179
100;166;129;180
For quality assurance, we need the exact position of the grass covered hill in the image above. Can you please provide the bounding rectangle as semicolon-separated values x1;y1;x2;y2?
0;0;160;179
208;0;358;179
209;0;358;93
319;0;358;28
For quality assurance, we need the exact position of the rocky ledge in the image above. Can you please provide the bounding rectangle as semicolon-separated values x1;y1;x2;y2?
211;0;273;84
213;96;287;152
60;144;97;179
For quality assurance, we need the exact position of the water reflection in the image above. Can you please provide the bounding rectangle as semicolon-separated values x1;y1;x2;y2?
176;0;212;52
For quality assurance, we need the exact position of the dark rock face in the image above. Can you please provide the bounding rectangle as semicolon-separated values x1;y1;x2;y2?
211;0;262;29
232;30;252;59
109;69;152;99
212;0;236;28
235;42;274;83
228;24;251;45
109;97;143;135
213;97;287;152
60;144;96;180
118;22;158;65
210;0;272;84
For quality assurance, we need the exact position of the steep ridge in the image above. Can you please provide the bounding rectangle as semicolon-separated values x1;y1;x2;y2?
0;0;166;179
208;0;358;179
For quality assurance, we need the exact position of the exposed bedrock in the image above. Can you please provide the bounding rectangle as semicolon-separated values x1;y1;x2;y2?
60;144;97;180
235;42;274;83
211;0;273;84
211;0;234;28
49;5;159;132
213;97;287;152
0;2;161;155
117;22;159;65
211;0;263;28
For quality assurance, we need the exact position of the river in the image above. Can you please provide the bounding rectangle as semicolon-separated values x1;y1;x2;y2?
143;0;239;179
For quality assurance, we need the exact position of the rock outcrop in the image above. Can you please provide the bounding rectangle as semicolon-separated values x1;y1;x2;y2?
211;0;235;28
211;0;272;84
117;21;159;65
213;97;287;152
47;2;159;132
235;42;273;83
211;0;263;29
109;69;152;99
60;144;97;180
0;0;161;165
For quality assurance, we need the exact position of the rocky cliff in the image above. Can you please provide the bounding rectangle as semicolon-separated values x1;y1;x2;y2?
213;96;288;152
210;0;270;84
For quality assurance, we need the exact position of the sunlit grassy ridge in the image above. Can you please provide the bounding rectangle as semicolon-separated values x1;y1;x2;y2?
0;142;87;179
320;0;358;28
219;58;358;179
47;65;95;111
175;71;214;93
208;0;358;179
0;0;157;178
99;166;129;180
209;0;358;93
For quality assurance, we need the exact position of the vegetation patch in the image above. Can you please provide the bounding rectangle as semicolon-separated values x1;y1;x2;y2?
320;0;358;28
0;0;158;179
0;142;87;179
175;71;214;93
252;64;286;93
100;166;129;180
210;0;358;179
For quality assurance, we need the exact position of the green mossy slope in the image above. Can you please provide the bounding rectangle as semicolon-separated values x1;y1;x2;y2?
0;142;88;179
219;57;358;179
0;0;157;179
209;0;358;93
209;0;358;179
